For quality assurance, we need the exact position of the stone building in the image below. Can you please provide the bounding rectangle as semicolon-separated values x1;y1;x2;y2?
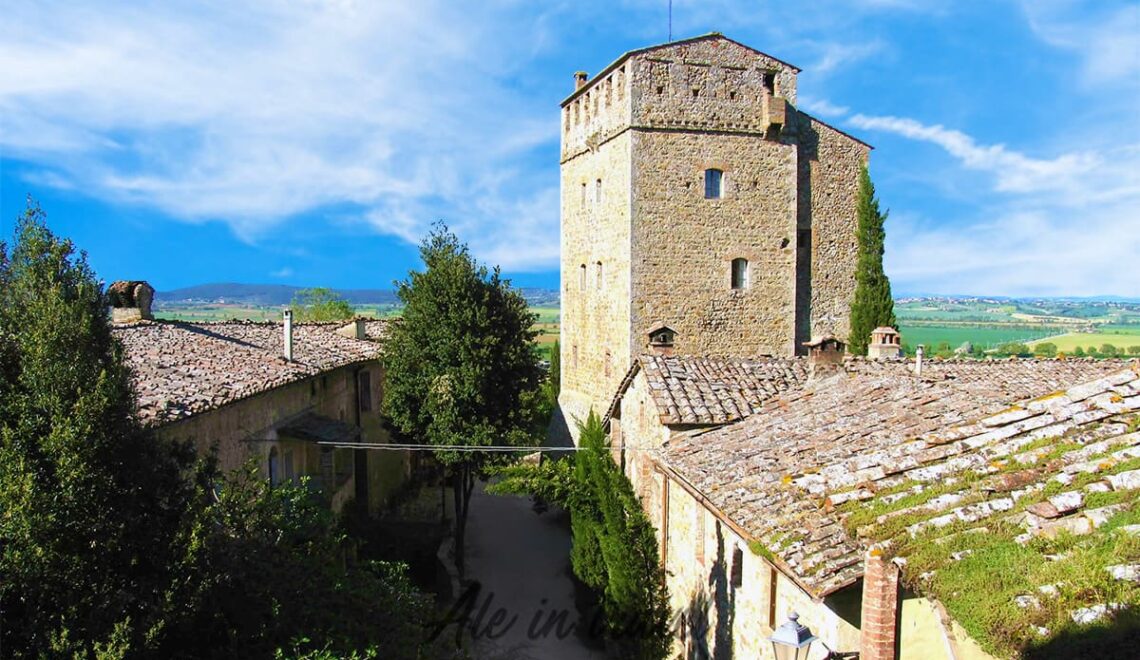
558;33;871;438
111;297;405;514
604;347;1138;659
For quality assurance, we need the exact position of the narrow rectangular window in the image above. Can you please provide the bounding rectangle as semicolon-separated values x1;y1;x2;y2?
595;178;602;203
595;261;603;289
358;370;372;413
581;182;587;206
579;264;587;290
704;169;723;199
731;258;749;290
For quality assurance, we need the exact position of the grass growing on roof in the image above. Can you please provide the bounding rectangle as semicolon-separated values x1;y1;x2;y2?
892;496;1140;658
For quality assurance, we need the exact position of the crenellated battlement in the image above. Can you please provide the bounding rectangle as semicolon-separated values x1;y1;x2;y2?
561;34;798;162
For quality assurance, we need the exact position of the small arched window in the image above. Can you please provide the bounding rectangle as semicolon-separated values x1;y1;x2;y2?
731;258;749;290
705;168;723;199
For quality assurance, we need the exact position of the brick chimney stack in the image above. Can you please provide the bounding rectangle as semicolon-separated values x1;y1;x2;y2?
574;71;589;90
860;548;901;660
107;280;154;324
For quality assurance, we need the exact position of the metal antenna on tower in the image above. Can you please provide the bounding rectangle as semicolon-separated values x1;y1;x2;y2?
668;0;673;41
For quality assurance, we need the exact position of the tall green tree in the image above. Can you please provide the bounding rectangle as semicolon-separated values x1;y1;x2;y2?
291;287;355;322
382;224;541;577
0;200;196;654
848;164;897;355
0;202;429;657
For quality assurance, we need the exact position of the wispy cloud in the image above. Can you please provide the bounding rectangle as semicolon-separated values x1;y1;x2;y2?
1021;0;1140;86
847;114;1101;195
0;0;563;270
852;113;1140;296
798;97;849;118
271;267;293;279
808;40;885;76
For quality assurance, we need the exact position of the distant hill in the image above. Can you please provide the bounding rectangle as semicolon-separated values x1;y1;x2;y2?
156;282;559;306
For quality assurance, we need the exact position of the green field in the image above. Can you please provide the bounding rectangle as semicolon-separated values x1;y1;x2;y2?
1028;330;1140;353
897;324;1058;351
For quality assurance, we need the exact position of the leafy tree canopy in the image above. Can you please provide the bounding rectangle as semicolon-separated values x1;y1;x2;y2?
0;202;428;657
291;287;354;322
382;223;541;576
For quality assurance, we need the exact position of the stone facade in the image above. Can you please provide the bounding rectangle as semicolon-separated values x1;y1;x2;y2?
157;362;405;514
558;34;869;439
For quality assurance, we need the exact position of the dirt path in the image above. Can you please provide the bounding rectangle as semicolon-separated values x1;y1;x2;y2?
457;481;604;660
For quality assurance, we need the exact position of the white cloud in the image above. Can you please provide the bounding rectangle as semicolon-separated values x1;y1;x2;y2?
1021;0;1140;86
808;41;885;76
0;0;563;270
852;112;1140;296
271;267;294;279
848;114;1103;195
798;97;849;118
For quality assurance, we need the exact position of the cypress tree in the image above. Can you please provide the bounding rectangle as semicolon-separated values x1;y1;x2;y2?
848;164;897;355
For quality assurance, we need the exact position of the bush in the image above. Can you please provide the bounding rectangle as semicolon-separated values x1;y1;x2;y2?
1100;344;1119;357
1129;345;1140;355
1034;342;1057;358
996;342;1031;357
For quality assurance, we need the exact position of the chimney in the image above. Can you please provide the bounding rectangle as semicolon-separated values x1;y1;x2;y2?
803;334;846;380
283;309;294;361
107;280;155;324
868;326;902;360
574;71;589;90
336;317;367;340
914;345;924;378
859;548;901;660
647;326;676;357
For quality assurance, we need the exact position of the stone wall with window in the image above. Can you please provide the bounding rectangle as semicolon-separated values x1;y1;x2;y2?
558;34;866;441
156;362;405;514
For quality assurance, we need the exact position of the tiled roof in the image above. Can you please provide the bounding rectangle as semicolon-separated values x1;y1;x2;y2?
637;354;810;425
660;358;1138;596
114;320;380;425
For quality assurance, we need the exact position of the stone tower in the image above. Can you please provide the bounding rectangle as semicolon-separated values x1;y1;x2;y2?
557;34;870;439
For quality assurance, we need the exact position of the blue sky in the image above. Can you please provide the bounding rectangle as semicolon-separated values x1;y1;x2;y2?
2;0;1138;296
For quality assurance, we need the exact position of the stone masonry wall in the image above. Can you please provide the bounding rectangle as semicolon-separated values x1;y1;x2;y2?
157;363;406;513
559;128;633;440
631;129;799;357
795;115;869;344
660;466;861;658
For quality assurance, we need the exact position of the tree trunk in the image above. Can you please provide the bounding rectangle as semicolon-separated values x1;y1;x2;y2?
452;461;479;579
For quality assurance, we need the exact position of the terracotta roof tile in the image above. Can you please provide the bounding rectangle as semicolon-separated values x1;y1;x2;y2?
114;320;380;425
638;354;809;425
660;358;1138;596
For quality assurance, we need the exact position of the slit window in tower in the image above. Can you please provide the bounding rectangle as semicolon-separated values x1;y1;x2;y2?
705;168;723;199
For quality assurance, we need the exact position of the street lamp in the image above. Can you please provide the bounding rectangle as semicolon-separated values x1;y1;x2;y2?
769;612;818;660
